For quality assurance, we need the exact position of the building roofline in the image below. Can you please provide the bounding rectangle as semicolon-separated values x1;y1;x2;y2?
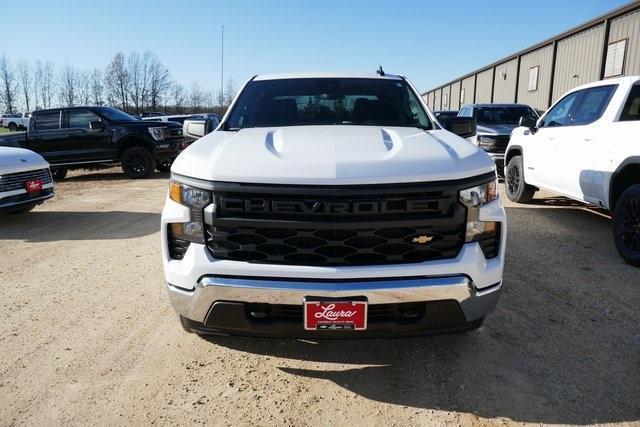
421;0;640;96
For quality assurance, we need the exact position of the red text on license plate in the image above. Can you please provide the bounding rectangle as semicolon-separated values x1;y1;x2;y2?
304;299;367;330
25;179;43;193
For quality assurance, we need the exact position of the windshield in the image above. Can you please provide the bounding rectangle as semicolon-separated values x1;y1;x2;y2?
225;78;433;130
475;106;538;125
96;107;138;122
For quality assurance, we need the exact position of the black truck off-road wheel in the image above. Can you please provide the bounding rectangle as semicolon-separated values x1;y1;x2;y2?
156;159;173;173
121;147;156;179
505;155;535;203
8;123;17;131
613;184;640;267
51;167;68;181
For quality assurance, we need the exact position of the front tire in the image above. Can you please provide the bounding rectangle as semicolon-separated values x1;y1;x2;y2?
505;155;535;203
121;147;156;179
156;159;172;173
8;123;17;131
51;167;68;181
612;184;640;267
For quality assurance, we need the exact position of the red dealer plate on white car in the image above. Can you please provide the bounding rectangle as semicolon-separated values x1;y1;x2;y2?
303;297;368;331
25;179;43;193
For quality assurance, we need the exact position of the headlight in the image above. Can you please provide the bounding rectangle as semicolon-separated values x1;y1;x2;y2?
459;180;499;244
477;135;498;148
148;127;166;141
168;180;212;244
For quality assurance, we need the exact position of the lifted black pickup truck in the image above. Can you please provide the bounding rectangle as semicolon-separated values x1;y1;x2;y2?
0;106;187;179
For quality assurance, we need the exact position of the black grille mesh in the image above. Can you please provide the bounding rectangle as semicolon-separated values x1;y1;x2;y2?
205;183;468;267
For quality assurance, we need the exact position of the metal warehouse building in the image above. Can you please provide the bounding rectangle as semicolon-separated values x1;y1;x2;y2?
422;1;640;112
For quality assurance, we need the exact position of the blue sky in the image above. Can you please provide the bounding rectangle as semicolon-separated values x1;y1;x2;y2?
0;0;630;93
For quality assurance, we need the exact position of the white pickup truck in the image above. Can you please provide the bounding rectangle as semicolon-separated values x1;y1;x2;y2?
0;146;54;213
161;72;506;337
505;76;640;266
0;113;30;131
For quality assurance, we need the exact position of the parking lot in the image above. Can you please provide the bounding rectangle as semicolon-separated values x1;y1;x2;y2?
0;168;639;425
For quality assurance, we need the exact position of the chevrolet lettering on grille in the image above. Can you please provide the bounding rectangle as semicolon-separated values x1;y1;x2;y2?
219;197;439;215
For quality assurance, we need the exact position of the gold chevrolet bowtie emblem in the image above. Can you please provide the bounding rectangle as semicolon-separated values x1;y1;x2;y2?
412;235;434;244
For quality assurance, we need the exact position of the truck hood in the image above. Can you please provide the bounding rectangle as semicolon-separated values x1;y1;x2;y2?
172;125;495;185
476;123;519;136
0;146;48;172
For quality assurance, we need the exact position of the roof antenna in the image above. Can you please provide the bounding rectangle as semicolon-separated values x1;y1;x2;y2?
376;66;385;76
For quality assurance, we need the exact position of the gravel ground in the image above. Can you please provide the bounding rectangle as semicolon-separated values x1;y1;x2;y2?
1;167;639;425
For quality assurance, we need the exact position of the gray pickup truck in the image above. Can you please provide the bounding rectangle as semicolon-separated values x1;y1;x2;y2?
458;103;539;175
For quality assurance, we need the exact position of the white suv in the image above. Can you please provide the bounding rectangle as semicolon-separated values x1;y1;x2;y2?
161;72;506;337
505;76;640;266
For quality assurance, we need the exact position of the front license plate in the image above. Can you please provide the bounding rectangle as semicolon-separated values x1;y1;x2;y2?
25;179;43;193
303;297;368;331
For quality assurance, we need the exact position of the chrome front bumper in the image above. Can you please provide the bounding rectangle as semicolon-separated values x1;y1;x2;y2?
167;275;501;324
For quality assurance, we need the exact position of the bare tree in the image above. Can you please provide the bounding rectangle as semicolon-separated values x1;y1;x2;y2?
41;62;55;109
171;82;186;113
104;52;128;111
17;60;33;112
126;51;151;114
0;55;17;113
189;82;204;112
224;78;236;107
147;52;171;111
33;60;43;110
90;68;103;106
59;64;78;107
76;70;92;105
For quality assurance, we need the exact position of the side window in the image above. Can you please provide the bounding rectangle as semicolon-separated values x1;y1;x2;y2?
68;110;101;129
458;107;472;117
620;85;640;121
34;111;61;131
543;91;582;127
572;85;616;125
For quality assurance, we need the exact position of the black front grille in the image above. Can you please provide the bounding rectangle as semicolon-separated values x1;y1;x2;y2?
490;135;510;152
203;179;488;267
0;169;52;193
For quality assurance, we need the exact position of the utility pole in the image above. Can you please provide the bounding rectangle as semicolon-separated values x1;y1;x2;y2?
220;25;224;108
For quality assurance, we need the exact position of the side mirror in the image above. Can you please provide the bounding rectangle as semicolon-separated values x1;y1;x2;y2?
443;117;476;139
518;116;537;129
90;121;107;131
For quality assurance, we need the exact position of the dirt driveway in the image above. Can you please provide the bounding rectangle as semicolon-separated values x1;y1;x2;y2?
1;167;638;425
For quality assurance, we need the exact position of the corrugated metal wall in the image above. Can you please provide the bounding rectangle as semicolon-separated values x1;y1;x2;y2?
434;88;442;110
422;3;640;112
460;75;475;106
517;44;553;111
492;58;519;103
553;24;605;100
609;9;640;76
450;81;461;110
475;69;493;103
441;85;451;110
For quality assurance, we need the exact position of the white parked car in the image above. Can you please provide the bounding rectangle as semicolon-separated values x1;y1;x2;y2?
0;112;30;131
505;76;640;266
0;147;54;213
161;72;506;337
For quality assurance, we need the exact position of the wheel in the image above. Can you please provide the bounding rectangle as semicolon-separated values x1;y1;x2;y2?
8;123;17;131
51;167;68;181
6;204;37;214
120;147;156;179
505;155;535;203
612;184;640;267
156;159;172;173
